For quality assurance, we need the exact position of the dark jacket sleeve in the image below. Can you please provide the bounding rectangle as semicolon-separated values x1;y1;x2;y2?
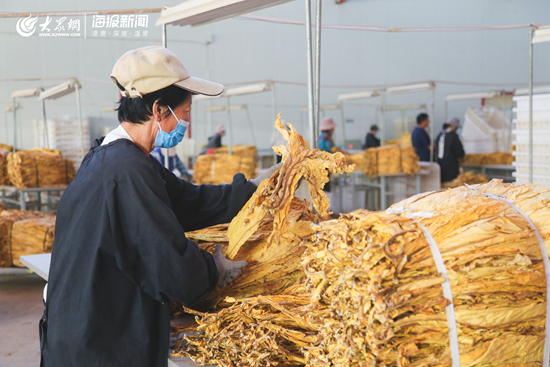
105;155;219;306
152;157;257;232
365;134;380;148
451;132;465;159
421;129;431;146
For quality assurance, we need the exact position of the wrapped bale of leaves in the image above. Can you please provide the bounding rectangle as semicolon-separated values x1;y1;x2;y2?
11;215;55;267
7;148;75;188
442;171;488;189
303;179;550;366
193;154;255;185
180;179;550;367
0;210;45;267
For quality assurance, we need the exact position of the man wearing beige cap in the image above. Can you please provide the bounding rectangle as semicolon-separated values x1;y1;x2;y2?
39;47;261;366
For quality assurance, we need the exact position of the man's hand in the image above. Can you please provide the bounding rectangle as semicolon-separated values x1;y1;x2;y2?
213;244;248;288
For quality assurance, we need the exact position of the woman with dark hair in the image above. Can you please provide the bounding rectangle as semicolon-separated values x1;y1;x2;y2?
40;47;265;367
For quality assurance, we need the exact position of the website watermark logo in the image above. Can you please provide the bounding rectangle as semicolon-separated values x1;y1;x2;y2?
16;15;38;37
15;14;150;39
16;15;81;37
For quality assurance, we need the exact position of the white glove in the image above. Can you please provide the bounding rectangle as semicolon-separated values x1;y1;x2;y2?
213;244;248;288
250;162;283;187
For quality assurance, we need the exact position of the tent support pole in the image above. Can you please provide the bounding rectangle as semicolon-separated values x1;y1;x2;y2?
305;0;315;148
430;87;435;163
340;104;346;147
12;98;16;152
529;27;534;184
75;81;84;159
313;0;322;149
380;93;386;146
42;99;49;149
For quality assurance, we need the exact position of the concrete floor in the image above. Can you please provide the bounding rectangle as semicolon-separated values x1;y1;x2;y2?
0;269;45;367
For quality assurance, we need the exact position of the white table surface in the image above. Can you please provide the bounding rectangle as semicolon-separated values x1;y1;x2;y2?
19;253;51;281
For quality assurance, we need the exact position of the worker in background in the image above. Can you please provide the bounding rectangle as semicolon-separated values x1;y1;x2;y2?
200;124;225;154
319;117;347;155
412;113;432;161
40;46;283;367
151;146;194;181
435;122;450;143
434;117;465;183
319;117;347;197
362;124;380;149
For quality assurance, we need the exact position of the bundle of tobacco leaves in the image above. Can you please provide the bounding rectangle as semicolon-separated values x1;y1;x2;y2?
172;115;353;363
10;215;55;267
344;153;365;172
226;114;355;256
214;145;257;160
7;148;75;188
462;152;514;166
386;133;413;148
172;285;318;367
188;198;317;310
180;179;550;367
193;154;256;185
0;150;11;186
442;171;488;189
362;145;420;178
0;210;46;267
401;146;420;176
184;114;353;310
0;143;13;152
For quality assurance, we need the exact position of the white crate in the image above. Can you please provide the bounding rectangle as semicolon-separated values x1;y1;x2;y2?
513;93;550;110
514;120;550;130
514;142;550;153
513;108;550;122
462;106;511;153
513;172;550;187
513;162;550;176
512;130;550;144
513;151;550;164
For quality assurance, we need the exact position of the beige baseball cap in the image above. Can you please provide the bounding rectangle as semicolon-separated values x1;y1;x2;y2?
110;46;224;98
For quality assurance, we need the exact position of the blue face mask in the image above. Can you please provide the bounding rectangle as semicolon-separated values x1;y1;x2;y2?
154;106;190;148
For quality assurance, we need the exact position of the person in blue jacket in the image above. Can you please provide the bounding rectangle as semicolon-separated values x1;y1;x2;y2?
318;117;347;193
40;46;280;367
412;113;432;161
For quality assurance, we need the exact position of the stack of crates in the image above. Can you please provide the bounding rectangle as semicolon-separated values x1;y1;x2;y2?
461;106;511;154
512;93;550;185
33;118;90;169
